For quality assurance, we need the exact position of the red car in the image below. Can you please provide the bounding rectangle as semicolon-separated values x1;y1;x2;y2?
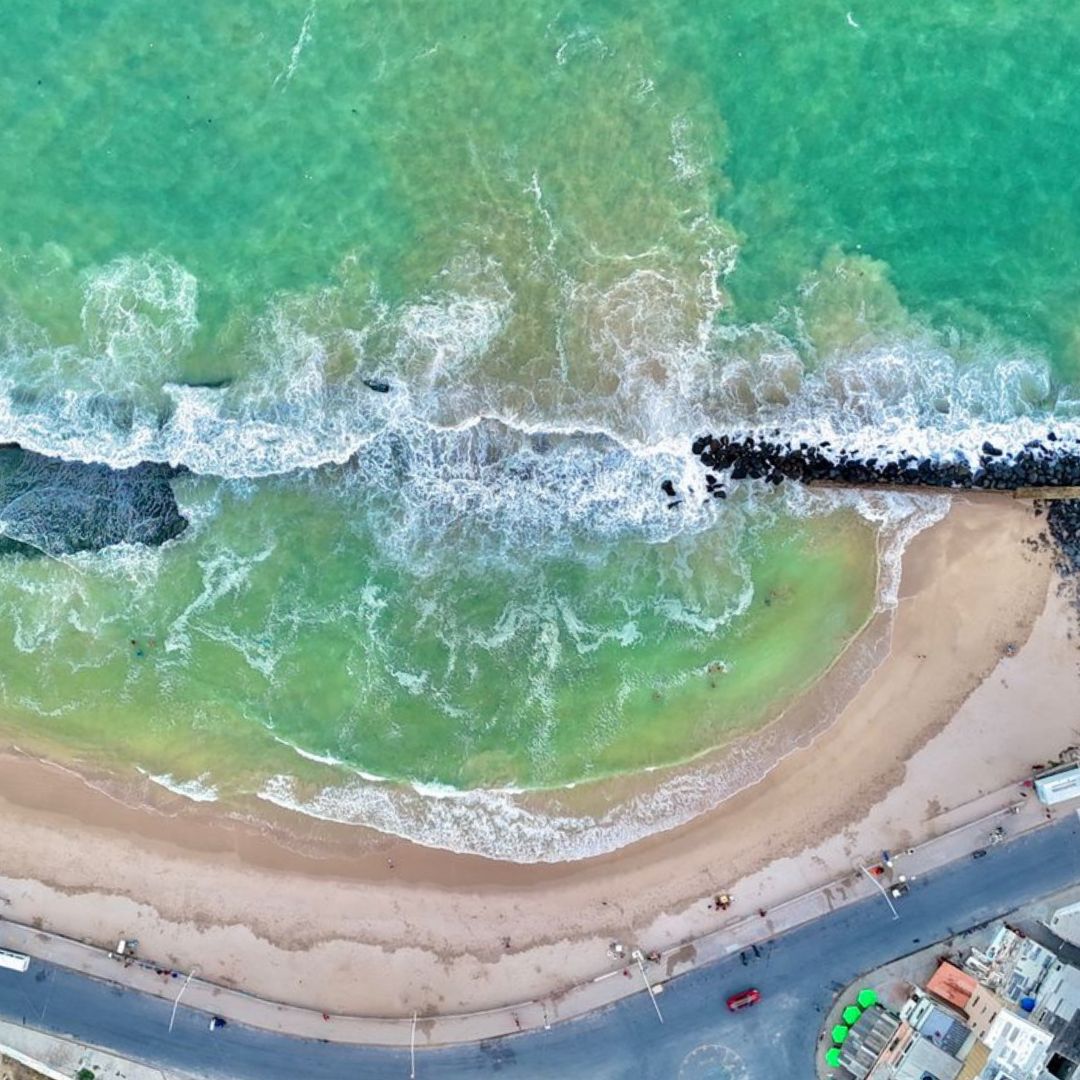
726;988;761;1012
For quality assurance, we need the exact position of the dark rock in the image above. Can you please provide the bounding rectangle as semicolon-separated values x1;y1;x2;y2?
363;378;392;394
181;377;233;390
660;479;676;498
0;447;187;557
982;441;1003;457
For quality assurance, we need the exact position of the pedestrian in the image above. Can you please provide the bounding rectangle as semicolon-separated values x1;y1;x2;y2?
322;1012;330;1022
758;908;767;918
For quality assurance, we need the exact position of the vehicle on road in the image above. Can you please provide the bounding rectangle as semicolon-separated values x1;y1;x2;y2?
726;988;761;1012
972;849;988;859
209;1016;227;1031
0;948;29;973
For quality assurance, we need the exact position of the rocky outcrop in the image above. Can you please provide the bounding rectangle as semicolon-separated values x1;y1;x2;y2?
0;447;187;557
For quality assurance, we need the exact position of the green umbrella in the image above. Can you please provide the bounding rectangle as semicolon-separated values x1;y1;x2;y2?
857;988;878;1009
832;1024;850;1043
825;1047;842;1068
843;1005;862;1025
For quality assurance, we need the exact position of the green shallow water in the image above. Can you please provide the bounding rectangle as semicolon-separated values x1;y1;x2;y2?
0;1;1075;841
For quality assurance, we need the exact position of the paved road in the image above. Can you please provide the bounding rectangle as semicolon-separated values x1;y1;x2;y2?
0;814;1077;1080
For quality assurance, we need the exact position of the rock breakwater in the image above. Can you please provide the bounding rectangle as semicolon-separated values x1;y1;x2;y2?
689;431;1080;497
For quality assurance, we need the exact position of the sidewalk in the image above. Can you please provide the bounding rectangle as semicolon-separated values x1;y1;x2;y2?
0;1018;195;1080
0;780;1054;1049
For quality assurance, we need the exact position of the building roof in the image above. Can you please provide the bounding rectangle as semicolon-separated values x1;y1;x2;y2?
1049;1006;1080;1072
891;1035;963;1080
928;962;978;1011
966;927;1057;1005
1037;962;1080;1025
841;1006;903;1080
986;1008;1054;1078
1034;763;1080;806
955;1040;989;1080
1050;901;1080;950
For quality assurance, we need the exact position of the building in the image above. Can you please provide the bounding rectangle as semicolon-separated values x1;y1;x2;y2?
1049;903;1080;951
980;1007;1053;1079
965;927;1057;1005
1032;962;1080;1079
1034;764;1080;807
928;963;979;1013
890;1036;963;1080
840;1006;904;1079
964;984;1010;1044
903;989;977;1059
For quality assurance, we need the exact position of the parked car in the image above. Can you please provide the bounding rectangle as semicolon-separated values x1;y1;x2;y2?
972;849;988;859
209;1016;227;1031
726;988;761;1012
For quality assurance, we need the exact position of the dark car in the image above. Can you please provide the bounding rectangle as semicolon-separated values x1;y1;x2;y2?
972;849;987;859
209;1016;227;1031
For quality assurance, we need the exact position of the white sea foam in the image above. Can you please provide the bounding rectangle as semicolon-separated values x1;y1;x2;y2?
273;3;316;89
144;770;219;803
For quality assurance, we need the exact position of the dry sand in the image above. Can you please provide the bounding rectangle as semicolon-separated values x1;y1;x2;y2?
0;494;1074;1016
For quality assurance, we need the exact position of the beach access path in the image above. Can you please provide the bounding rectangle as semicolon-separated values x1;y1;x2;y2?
0;811;1076;1080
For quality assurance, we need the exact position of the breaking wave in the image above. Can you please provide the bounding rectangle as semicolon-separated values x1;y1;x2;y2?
0;244;1073;861
258;492;947;863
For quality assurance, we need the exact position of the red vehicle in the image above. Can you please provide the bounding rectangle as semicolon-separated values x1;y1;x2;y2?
726;988;761;1012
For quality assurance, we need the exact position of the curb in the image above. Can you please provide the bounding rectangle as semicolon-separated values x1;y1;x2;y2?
0;1042;69;1080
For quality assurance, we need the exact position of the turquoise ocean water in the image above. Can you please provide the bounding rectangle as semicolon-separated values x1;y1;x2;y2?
0;1;1076;859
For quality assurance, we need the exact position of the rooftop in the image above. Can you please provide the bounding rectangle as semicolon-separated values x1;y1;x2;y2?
1050;902;1080;951
928;962;979;1012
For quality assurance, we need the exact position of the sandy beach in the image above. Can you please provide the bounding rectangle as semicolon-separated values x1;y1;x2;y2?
0;493;1074;1017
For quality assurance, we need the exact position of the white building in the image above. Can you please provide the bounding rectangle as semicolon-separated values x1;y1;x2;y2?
979;1008;1053;1079
1033;763;1080;807
1048;901;1080;950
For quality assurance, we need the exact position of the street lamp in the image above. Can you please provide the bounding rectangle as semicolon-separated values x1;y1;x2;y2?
858;866;900;921
631;949;664;1024
168;966;199;1033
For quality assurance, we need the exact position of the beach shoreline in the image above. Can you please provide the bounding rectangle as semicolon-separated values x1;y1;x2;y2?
0;493;1074;1016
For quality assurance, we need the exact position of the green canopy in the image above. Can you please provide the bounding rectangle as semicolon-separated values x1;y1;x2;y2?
825;1047;842;1068
857;987;878;1008
842;1005;862;1025
831;1024;850;1043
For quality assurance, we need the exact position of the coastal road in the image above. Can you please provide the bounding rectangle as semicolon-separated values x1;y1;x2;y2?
0;814;1077;1080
